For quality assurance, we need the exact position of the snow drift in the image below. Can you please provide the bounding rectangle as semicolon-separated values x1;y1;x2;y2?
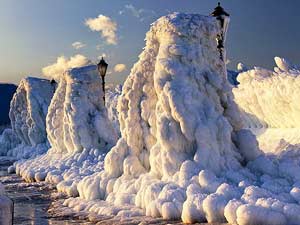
16;65;118;196
233;57;300;129
233;57;300;153
0;77;54;158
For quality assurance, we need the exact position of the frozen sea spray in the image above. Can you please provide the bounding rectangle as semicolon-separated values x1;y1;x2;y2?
74;12;260;222
1;77;55;159
16;65;117;195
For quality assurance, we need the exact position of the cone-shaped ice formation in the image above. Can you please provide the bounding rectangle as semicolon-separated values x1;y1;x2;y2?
46;65;118;153
1;77;54;159
112;12;247;178
75;13;260;221
16;65;118;194
10;77;55;146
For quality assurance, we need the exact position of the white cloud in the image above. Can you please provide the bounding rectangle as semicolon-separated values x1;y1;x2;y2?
42;54;91;80
114;64;127;73
72;41;86;49
85;15;117;45
119;4;156;22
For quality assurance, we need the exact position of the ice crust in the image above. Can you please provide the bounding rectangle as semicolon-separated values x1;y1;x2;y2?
0;77;54;158
46;65;117;153
3;13;300;225
10;77;54;146
15;65;118;196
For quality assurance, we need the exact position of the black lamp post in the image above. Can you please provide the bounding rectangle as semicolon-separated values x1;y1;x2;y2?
211;2;230;61
97;57;108;103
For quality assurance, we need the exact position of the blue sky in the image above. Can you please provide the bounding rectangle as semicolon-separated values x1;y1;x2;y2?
1;0;300;84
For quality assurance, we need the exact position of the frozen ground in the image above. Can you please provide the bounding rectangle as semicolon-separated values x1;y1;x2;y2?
0;159;92;224
1;160;227;224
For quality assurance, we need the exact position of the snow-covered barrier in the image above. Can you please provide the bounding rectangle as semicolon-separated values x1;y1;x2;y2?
233;57;300;129
233;57;300;153
0;77;54;158
63;14;300;225
46;65;117;153
10;77;54;146
16;65;118;196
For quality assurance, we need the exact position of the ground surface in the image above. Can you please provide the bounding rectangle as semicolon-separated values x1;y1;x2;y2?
0;158;91;225
0;158;227;225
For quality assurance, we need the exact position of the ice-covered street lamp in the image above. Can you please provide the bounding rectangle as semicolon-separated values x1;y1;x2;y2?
211;2;230;61
97;57;108;103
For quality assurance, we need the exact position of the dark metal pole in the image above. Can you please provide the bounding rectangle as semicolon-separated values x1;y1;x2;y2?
217;39;224;61
11;199;14;225
101;75;105;103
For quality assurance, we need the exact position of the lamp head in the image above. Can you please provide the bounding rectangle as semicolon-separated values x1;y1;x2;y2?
97;57;108;77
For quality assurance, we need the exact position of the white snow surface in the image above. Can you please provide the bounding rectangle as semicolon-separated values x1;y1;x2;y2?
16;65;118;196
233;57;300;129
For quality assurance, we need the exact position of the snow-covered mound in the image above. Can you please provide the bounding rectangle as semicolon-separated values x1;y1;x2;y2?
63;14;300;225
233;57;300;129
16;65;118;196
46;65;117;153
0;78;54;158
10;77;55;146
233;57;300;153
